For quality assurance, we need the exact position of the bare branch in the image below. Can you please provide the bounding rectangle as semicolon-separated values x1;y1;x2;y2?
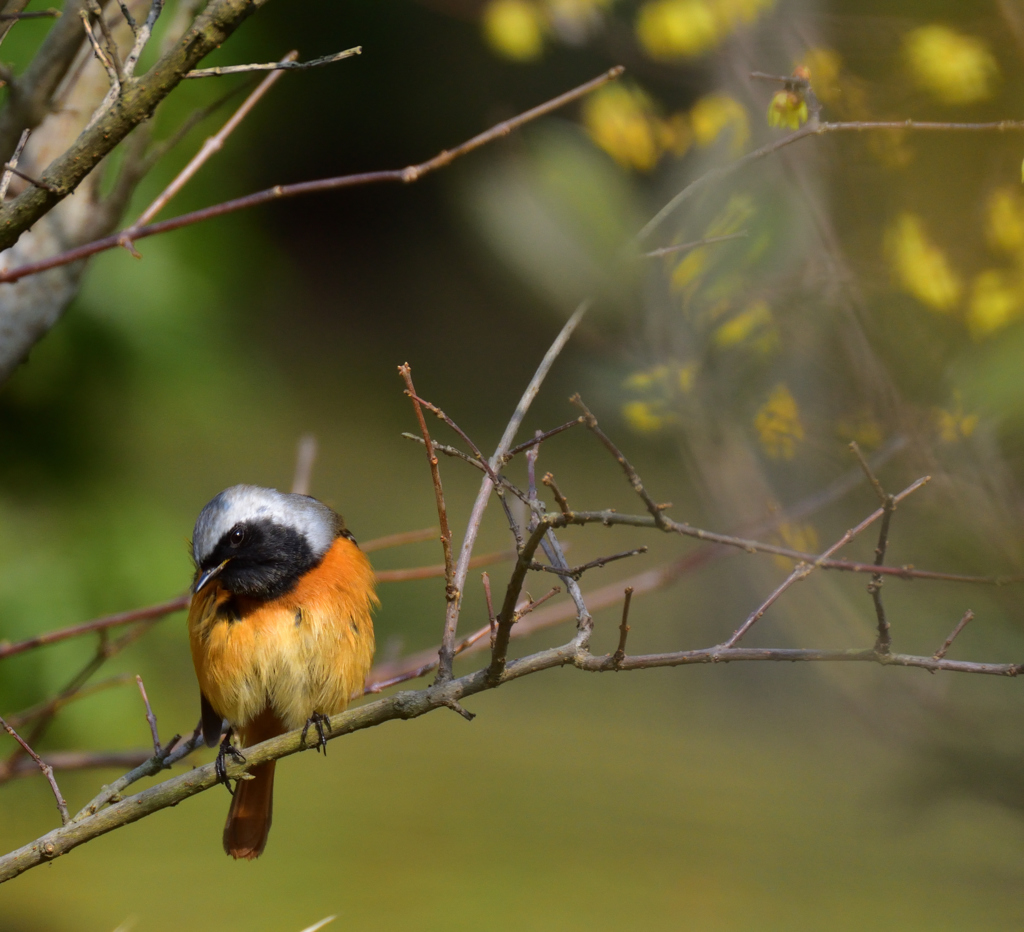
375;548;515;583
722;476;928;648
934;610;975;661
398;363;456;608
0;715;68;824
611;586;634;668
184;46;361;78
530;546;647;580
134;675;161;757
0;594;189;661
642;231;748;259
361;527;438;553
0;68;624;281
435;301;589;684
291;433;317;496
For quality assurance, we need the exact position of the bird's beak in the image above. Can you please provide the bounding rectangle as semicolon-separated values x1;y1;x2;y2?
194;559;231;594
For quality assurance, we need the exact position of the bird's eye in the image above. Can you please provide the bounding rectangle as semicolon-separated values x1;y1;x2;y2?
229;527;245;546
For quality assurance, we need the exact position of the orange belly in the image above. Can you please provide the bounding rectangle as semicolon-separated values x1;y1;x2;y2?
187;536;377;735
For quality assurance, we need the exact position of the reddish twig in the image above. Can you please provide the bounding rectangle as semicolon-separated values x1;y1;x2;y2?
0;595;190;661
0;71;624;285
0;716;68;824
531;546;648;580
398;364;456;607
482;572;496;646
375;548;515;583
933;610;975;661
541;472;571;517
362;527;438;553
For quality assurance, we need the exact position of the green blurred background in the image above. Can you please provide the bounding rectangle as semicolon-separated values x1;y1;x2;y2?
3;0;1024;927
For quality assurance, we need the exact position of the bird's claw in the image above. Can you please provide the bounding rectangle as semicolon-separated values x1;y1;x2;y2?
301;711;332;754
215;731;246;794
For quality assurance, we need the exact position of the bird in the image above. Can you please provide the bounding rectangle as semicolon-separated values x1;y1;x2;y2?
186;484;377;860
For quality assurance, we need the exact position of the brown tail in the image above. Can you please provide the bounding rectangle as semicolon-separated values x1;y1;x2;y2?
223;759;275;859
223;707;283;859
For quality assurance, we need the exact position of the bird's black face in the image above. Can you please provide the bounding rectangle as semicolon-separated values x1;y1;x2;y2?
194;518;319;600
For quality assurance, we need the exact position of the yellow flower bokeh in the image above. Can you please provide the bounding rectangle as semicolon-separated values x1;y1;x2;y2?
905;25;998;105
583;84;662;171
885;213;961;312
690;93;749;153
935;399;979;443
773;521;820;569
635;0;720;59
754;384;804;459
482;0;546;60
968;269;1024;338
985;187;1024;255
623;400;671;432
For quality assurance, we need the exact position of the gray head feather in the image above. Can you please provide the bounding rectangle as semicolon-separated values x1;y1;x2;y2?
192;485;339;565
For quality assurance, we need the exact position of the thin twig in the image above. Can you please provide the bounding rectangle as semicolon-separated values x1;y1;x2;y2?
122;51;299;252
435;301;589;684
850;442;896;652
0;9;61;19
611;587;634;667
121;0;163;78
361;527;438;553
398;364;456;606
2;163;59;193
78;8;120;91
0;715;68;824
482;572;496;646
85;0;126;84
134;676;161;757
642;231;748;259
0;70;624;284
722;476;929;648
184;46;360;78
933;610;975;661
0;128;29;201
637;117;1024;242
515;586;561;620
541;472;571;517
571;395;670;526
4;674;133;729
291;433;317;496
375;548;515;583
0;594;190;661
531;546;647;581
504;418;583;461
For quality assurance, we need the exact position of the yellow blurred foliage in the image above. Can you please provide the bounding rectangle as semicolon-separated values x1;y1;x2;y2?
583;83;662;171
904;25;998;105
800;47;842;106
967;269;1024;338
773;520;820;568
482;0;546;60
671;247;709;293
985;187;1024;254
754;384;804;459
766;90;808;130
635;0;720;59
623;399;671;432
635;0;773;60
691;93;749;152
713;299;776;351
934;398;979;443
836;412;884;451
885;213;961;312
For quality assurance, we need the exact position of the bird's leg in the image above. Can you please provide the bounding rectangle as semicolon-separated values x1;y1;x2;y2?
301;711;332;754
215;728;246;794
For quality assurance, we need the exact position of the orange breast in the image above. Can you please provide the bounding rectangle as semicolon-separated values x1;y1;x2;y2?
188;536;377;734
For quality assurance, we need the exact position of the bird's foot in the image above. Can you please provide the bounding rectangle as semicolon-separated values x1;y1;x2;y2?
215;730;246;794
301;711;332;755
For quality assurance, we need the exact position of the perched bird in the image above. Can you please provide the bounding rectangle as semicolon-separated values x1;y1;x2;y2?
186;485;377;860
